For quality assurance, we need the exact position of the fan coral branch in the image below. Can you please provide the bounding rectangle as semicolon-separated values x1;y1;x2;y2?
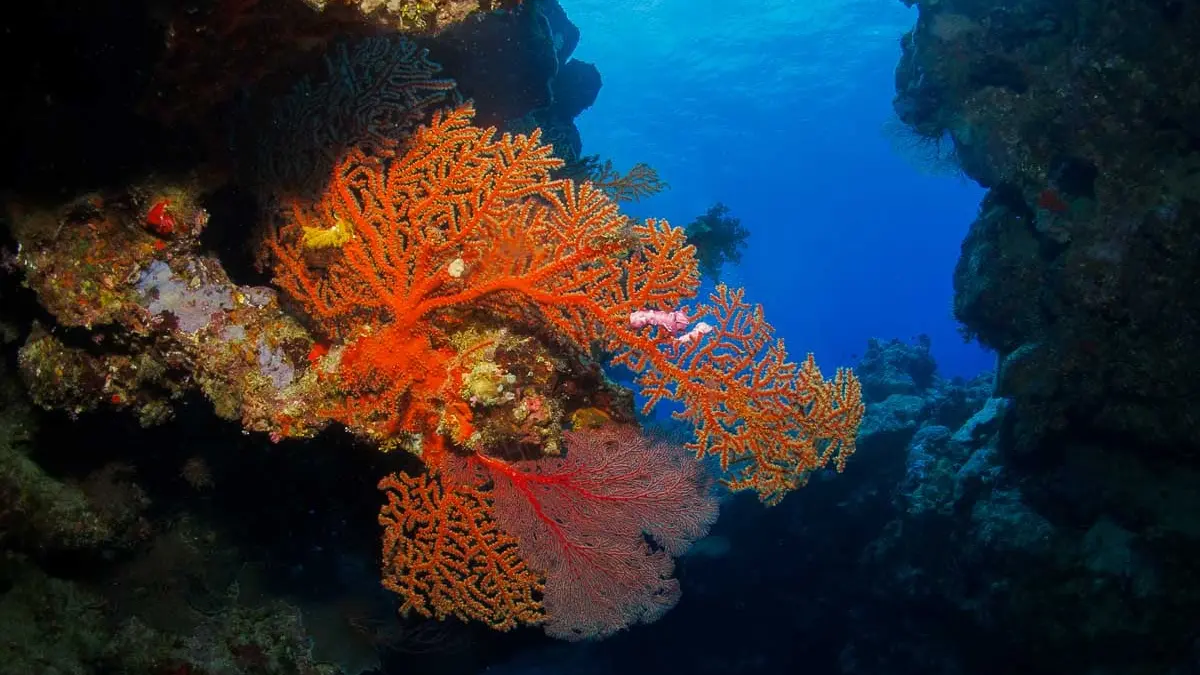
377;426;716;638
378;471;544;630
619;285;865;505
590;159;668;203
452;425;717;640
253;36;458;196
269;104;698;456
277;101;862;638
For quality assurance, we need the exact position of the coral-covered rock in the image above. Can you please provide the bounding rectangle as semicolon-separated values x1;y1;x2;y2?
891;1;1200;670
896;0;1200;454
5;179;333;441
549;59;601;121
856;336;938;402
429;1;562;126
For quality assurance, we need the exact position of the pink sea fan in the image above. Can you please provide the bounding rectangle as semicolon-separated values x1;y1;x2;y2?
451;426;718;640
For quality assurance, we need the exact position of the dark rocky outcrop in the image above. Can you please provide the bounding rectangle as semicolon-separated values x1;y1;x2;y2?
892;0;1200;671
895;0;1200;457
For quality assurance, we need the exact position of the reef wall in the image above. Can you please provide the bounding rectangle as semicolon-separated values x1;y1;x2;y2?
894;0;1200;455
890;0;1200;671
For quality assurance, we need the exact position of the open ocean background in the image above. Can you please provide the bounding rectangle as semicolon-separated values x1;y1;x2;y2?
569;0;993;379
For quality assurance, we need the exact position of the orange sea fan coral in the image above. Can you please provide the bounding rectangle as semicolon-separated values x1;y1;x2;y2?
379;425;716;639
272;101;864;638
457;425;717;640
270;102;862;495
268;104;699;457
618;285;865;505
378;471;544;630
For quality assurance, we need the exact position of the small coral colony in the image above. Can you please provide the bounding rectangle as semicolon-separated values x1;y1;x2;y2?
7;3;864;642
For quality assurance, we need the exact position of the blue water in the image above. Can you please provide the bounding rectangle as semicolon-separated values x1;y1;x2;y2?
567;0;993;379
